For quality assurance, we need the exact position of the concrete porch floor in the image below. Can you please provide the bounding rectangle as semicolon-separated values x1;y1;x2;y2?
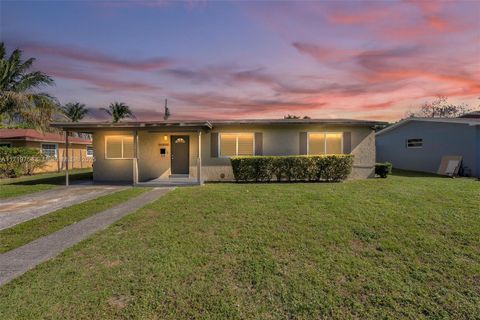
136;176;200;187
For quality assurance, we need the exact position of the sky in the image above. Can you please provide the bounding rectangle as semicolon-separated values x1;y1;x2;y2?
1;0;479;121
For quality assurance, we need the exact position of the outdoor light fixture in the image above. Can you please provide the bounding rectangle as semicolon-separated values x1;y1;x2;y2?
163;135;168;141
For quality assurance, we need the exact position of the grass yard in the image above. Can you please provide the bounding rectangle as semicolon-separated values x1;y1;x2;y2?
0;172;479;319
0;169;92;199
0;187;147;254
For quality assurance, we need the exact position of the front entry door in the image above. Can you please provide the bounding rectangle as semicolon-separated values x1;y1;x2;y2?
171;135;189;174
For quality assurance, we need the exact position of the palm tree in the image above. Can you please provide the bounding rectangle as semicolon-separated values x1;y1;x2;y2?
0;42;58;131
100;102;134;123
61;102;88;122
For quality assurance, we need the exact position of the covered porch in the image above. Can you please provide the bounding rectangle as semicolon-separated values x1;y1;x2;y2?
51;121;212;187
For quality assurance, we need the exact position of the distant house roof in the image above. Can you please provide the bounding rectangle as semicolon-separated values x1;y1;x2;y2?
376;117;480;136
50;118;386;132
459;111;480;119
0;129;92;145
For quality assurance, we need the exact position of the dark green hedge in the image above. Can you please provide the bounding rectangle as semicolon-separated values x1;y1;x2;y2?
375;162;392;178
231;155;354;183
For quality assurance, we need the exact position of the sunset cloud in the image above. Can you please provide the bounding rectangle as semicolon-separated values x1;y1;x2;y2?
292;42;356;63
37;62;161;93
2;0;478;121
20;41;173;71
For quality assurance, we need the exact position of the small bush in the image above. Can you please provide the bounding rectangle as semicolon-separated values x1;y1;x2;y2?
230;155;354;183
375;162;392;178
0;147;47;178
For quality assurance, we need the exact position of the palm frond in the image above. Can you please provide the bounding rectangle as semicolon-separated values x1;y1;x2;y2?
0;43;5;60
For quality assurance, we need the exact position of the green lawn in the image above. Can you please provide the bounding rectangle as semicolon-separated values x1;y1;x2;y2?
1;173;479;319
0;169;92;199
0;187;147;254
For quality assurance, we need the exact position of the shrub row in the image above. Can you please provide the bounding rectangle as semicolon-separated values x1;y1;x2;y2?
375;162;392;178
230;155;354;183
0;147;46;178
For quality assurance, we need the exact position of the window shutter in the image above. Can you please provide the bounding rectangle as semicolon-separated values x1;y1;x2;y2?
299;132;308;155
211;132;219;158
254;132;263;155
343;132;351;154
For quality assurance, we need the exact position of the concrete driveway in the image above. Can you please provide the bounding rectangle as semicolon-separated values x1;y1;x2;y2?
0;185;127;230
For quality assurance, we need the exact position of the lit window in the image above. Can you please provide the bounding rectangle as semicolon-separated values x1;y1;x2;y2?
406;138;423;148
41;144;58;158
220;133;254;157
105;136;134;159
86;145;94;157
308;133;343;155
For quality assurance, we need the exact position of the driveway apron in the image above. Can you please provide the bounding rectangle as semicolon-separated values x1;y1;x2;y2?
0;185;127;230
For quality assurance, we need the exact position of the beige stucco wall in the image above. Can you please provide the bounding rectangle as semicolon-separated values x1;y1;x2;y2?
90;124;376;183
137;131;200;181
201;124;375;181
91;130;200;183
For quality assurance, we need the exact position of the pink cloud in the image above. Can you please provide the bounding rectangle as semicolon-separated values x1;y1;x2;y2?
292;42;356;62
21;42;172;72
358;101;394;111
171;92;327;118
38;62;161;93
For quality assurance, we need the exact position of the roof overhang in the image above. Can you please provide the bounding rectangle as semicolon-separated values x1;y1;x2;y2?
210;119;386;127
51;119;386;132
376;117;480;136
0;137;91;144
50;121;213;133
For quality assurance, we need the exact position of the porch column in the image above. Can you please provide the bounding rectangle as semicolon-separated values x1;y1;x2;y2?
65;131;69;186
133;130;139;185
197;130;202;184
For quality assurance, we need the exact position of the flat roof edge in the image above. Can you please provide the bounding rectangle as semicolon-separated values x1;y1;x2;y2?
51;119;386;130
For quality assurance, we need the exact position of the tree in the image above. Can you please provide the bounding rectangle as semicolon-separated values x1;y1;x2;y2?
0;42;58;131
100;102;134;123
284;114;311;119
407;96;471;118
61;102;88;122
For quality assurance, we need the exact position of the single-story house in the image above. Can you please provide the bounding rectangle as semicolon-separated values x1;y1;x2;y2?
51;118;385;185
0;128;93;173
376;117;480;177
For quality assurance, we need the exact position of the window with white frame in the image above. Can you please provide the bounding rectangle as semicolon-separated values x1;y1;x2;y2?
220;133;254;157
406;138;423;148
41;144;58;158
308;132;343;155
86;145;94;157
105;136;134;159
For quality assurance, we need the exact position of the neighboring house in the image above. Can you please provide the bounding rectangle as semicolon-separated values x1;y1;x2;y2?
459;111;480;119
376;118;480;177
0;129;93;173
51;119;383;184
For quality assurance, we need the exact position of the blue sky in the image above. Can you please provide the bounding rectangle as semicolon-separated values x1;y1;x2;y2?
1;0;479;121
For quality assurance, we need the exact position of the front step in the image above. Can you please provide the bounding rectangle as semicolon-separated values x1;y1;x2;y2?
169;174;190;179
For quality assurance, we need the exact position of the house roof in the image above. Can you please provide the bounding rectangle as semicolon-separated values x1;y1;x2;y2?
459;111;480;119
376;117;480;136
50;118;386;132
0;129;92;144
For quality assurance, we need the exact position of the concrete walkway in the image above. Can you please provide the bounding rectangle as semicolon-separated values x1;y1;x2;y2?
0;185;127;230
0;187;172;286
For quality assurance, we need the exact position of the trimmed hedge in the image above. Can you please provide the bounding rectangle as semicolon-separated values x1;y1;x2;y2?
0;147;47;178
375;162;392;178
231;155;354;183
